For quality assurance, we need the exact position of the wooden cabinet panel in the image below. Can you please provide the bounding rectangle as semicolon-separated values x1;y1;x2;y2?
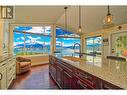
7;60;16;87
50;65;56;80
0;57;16;89
0;68;7;89
56;65;63;88
101;80;122;89
63;70;72;89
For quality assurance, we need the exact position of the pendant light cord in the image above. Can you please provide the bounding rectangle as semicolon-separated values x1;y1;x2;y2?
107;5;111;15
79;6;81;27
64;7;68;31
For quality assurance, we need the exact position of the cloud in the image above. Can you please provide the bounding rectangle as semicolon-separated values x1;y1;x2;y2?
45;26;51;30
64;38;74;40
16;37;25;41
26;27;44;34
35;40;50;45
56;41;62;44
44;30;51;34
25;26;51;35
14;42;24;46
86;39;94;45
63;43;74;47
27;36;41;41
16;38;20;41
14;40;50;46
21;37;25;40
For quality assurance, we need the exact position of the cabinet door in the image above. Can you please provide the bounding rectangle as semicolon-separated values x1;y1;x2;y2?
63;70;72;89
56;65;63;88
102;80;122;89
50;65;57;81
0;68;7;89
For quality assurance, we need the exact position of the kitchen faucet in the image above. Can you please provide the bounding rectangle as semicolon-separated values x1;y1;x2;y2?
73;43;82;58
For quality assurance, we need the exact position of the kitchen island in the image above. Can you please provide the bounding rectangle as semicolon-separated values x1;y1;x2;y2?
49;55;127;89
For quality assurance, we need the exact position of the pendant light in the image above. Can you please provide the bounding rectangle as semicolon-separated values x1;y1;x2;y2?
64;7;68;37
78;6;82;32
104;5;113;24
77;6;83;35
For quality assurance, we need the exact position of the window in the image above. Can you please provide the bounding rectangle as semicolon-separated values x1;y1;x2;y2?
86;36;102;55
86;37;94;54
14;32;25;55
13;26;51;56
111;31;127;57
55;27;80;57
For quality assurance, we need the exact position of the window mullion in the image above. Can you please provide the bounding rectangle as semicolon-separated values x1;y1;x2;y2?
24;32;26;55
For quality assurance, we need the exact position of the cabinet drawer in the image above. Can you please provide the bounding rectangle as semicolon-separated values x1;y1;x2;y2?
77;79;95;89
7;62;16;77
59;61;73;73
8;58;15;64
7;73;15;88
0;61;7;67
75;69;97;87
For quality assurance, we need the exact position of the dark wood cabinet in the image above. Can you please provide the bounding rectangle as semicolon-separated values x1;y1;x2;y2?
76;78;95;89
56;65;63;88
77;80;90;89
101;80;122;89
63;70;72;89
75;69;98;89
49;55;122;89
49;64;57;81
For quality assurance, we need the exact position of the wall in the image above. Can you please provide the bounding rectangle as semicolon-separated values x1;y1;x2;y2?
82;23;127;61
25;55;49;66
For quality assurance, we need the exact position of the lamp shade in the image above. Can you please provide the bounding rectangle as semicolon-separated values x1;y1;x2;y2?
103;6;113;25
78;26;82;32
104;14;113;24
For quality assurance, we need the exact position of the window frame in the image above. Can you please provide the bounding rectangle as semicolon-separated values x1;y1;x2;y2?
85;36;102;55
13;26;52;56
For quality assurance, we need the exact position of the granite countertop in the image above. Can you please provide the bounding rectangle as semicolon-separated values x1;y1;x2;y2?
54;55;127;89
0;54;15;63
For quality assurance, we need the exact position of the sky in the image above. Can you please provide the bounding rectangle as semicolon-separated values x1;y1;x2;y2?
14;26;80;47
14;26;102;47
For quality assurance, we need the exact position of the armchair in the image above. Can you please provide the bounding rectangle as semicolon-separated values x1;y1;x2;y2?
16;57;31;74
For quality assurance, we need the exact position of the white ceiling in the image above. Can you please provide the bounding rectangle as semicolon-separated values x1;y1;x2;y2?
56;6;127;32
14;6;127;32
14;6;65;24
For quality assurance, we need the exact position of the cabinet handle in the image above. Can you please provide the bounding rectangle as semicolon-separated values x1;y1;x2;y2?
13;64;15;67
9;67;12;71
2;63;6;66
77;80;87;88
0;73;3;80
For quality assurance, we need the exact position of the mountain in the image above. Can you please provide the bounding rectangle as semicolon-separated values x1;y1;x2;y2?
15;43;50;48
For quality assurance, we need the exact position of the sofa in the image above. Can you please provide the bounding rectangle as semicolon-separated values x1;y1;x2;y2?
16;57;31;74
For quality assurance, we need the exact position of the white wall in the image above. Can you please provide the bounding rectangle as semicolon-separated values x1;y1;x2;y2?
82;23;127;61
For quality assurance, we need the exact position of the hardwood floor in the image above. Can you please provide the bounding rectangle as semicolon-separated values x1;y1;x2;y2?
9;64;58;89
